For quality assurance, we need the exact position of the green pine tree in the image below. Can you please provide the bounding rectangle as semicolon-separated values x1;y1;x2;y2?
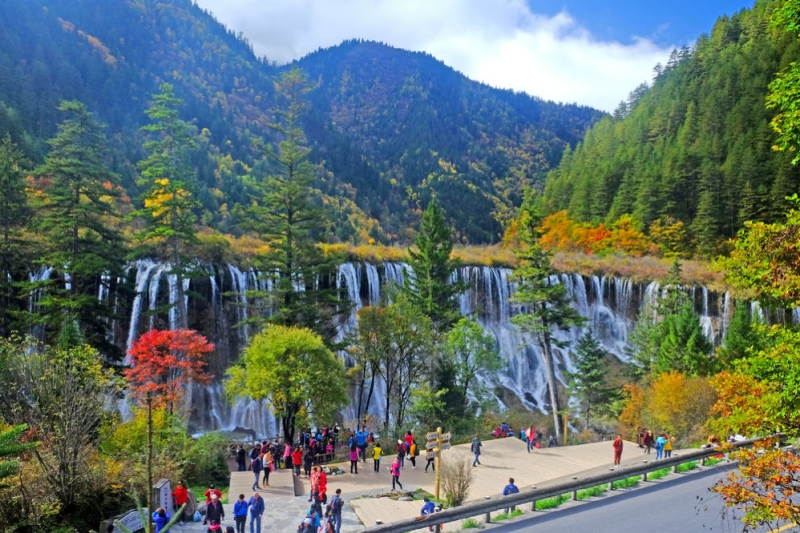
0;423;39;482
718;301;763;367
0;135;31;336
567;332;612;431
655;300;715;376
236;67;343;341
403;198;468;332
511;189;585;437
34;100;126;355
136;83;200;330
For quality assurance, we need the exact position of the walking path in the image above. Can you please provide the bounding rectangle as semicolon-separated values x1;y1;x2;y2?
164;437;670;533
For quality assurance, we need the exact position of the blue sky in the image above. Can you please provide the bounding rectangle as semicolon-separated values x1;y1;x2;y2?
195;0;757;111
532;1;754;46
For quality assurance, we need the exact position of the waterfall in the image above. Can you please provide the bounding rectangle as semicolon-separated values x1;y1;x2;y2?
365;263;380;306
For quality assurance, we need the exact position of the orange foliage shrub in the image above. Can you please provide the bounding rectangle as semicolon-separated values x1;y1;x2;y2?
538;212;653;257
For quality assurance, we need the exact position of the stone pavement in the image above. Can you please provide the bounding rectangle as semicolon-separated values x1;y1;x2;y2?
166;437;671;533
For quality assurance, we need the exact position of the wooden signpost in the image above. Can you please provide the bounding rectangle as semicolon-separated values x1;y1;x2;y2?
427;427;451;499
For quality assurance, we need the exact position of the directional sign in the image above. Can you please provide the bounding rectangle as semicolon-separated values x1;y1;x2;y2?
426;450;438;460
427;432;439;440
441;432;452;441
440;443;452;451
426;441;438;450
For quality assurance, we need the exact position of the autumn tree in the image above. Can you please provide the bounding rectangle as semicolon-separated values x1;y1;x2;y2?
511;189;585;437
236;67;343;341
347;306;386;426
566;332;613;430
34;100;126;355
402;198;468;332
225;324;348;443
0;135;30;336
137;84;199;330
0;423;38;482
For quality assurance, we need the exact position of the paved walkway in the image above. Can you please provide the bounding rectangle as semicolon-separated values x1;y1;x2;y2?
167;437;674;532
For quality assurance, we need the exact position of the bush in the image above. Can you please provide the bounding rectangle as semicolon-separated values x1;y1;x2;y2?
677;460;700;473
440;458;474;508
462;517;483;529
535;493;569;510
649;467;670;480
612;476;640;489
576;485;606;499
184;432;230;487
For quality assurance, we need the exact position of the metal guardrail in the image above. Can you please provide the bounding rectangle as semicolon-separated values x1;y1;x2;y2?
360;433;785;533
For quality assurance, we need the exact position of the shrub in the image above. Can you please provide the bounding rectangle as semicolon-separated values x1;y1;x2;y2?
440;458;474;508
183;432;230;487
576;485;606;499
462;517;483;529
612;476;640;489
535;493;569;510
677;460;699;473
649;467;670;480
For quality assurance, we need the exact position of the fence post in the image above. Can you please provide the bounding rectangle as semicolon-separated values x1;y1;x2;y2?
572;489;578;500
701;457;706;466
672;464;678;473
642;471;648;482
485;511;491;524
609;481;614;491
531;500;536;511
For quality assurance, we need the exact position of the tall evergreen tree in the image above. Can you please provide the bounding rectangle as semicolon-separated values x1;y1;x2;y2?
137;84;199;330
718;301;763;367
511;189;585;437
402;198;468;332
654;301;715;376
237;67;343;341
567;332;612;431
0;135;30;336
34;101;126;355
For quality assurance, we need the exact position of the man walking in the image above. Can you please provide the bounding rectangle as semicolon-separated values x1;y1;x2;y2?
236;445;247;471
329;488;344;533
471;433;482;466
205;493;225;528
356;427;369;463
248;492;264;533
233;494;248;533
251;453;262;491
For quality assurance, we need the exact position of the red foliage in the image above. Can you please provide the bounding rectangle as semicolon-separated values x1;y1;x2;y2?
124;329;214;410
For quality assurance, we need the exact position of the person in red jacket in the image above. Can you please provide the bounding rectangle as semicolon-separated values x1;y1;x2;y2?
172;480;189;524
292;446;303;476
204;484;222;505
317;466;328;504
613;434;624;468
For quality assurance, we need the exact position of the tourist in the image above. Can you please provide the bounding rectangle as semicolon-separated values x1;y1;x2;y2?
349;445;359;474
404;430;414;450
613;433;623;468
248;492;264;533
655;433;667;461
548;435;557;448
526;426;534;453
205;493;225;527
643;430;654;455
396;440;406;468
390;456;403;491
292;446;303;476
409;440;418;468
226;527;235;533
251;452;263;491
152;508;171;533
329;488;344;533
236;445;247;472
262;448;273;486
205;484;222;505
317;465;328;504
424;450;435;473
207;519;221;533
471;433;482;466
297;516;315;533
372;442;383;473
304;446;316;477
356;427;369;463
502;477;520;514
283;441;292;469
233;494;249;533
309;465;320;502
420;495;436;532
663;433;674;458
172;480;188;524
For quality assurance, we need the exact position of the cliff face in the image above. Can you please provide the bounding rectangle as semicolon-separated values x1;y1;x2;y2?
76;261;734;437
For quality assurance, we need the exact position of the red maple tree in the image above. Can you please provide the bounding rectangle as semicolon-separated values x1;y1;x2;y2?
124;329;214;411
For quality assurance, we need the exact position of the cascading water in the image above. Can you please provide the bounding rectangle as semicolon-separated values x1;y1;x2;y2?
86;260;742;437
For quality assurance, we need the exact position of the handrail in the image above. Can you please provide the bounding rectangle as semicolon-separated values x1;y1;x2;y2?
359;433;785;533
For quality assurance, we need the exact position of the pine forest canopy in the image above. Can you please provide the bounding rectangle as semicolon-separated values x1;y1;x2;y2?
0;0;601;246
542;0;800;257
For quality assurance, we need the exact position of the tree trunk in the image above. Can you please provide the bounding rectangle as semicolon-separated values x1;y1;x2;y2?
541;331;562;438
364;372;376;426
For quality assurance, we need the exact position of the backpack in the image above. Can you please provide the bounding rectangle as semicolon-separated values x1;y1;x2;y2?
250;447;258;460
332;496;344;513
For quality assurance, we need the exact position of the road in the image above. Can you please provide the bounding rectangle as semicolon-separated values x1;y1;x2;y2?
488;464;794;533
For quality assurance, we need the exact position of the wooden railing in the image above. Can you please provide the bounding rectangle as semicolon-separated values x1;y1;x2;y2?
359;434;785;533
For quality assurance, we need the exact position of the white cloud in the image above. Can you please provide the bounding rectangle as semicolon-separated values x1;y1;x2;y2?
194;0;672;112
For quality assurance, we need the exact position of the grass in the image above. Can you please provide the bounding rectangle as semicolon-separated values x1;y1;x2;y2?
189;485;228;504
535;493;570;510
676;461;700;473
612;476;640;490
462;517;484;529
492;509;524;522
576;485;606;500
704;456;725;466
648;467;671;480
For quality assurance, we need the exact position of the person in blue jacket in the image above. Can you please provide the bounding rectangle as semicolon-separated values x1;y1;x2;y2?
502;477;520;514
233;493;249;533
420;496;436;532
248;492;265;533
356;428;369;462
152;508;171;533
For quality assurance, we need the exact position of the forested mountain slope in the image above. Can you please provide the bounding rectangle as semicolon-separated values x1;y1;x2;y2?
542;0;800;256
0;0;602;244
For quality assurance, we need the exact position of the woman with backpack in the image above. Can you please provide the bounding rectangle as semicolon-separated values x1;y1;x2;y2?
409;440;418;468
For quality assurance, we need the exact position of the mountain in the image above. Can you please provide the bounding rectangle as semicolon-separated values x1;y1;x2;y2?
0;0;603;245
542;0;800;256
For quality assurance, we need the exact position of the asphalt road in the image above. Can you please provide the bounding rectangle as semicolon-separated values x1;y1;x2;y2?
488;464;794;533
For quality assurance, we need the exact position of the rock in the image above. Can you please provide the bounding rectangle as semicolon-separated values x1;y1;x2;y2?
398;497;413;502
184;490;199;518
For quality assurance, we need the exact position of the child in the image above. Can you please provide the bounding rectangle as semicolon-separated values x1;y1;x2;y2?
207;520;221;533
372;442;383;473
390;456;403;490
349;444;359;474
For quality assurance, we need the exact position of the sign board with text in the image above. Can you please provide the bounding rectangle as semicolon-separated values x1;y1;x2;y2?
427;432;439;440
440;443;452;451
154;478;173;513
426;450;438;460
426;441;438;450
441;432;451;441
